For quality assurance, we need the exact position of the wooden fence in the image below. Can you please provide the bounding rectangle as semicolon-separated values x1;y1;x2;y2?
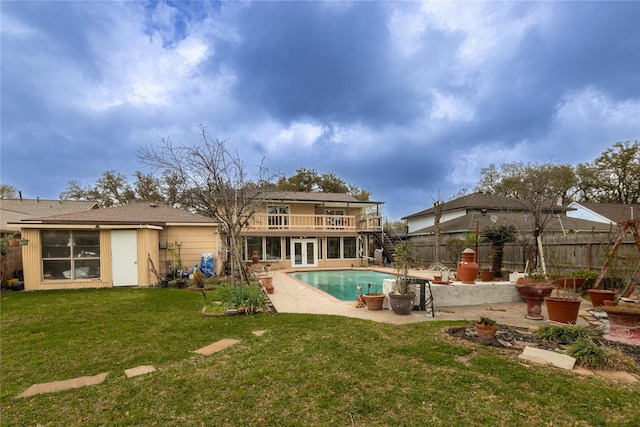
409;234;639;280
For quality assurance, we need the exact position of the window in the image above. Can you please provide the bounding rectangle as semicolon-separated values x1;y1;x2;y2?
265;237;282;261
267;205;289;229
327;237;341;259
246;236;262;260
343;237;357;258
41;230;100;280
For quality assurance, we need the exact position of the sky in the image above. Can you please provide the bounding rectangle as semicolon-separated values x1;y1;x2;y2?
1;1;639;221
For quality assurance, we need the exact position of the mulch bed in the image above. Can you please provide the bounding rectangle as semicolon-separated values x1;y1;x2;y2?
448;325;640;366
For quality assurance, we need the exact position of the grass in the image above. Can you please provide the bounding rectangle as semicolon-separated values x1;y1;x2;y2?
1;288;639;426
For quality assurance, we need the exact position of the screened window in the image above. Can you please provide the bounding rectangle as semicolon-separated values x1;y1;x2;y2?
327;237;341;259
41;230;100;280
343;237;357;258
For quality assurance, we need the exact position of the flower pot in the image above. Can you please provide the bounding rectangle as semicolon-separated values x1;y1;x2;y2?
261;276;273;287
480;271;493;282
554;277;586;289
603;300;617;307
545;297;581;324
9;239;20;247
160;279;169;288
363;293;385;311
514;279;554;320
588;289;616;307
388;293;415;315
602;306;640;327
475;323;498;340
457;249;479;284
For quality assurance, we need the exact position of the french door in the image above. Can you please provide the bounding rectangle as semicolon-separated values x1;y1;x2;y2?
291;238;317;268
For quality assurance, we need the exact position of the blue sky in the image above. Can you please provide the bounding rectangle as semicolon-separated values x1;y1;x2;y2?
2;1;639;220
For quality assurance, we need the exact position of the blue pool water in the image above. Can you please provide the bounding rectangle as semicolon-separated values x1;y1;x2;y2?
289;270;395;301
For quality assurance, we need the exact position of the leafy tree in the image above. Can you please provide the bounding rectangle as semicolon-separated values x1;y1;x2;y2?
576;140;640;204
476;161;576;235
480;225;517;278
0;184;18;199
59;170;166;206
138;125;277;286
274;167;370;200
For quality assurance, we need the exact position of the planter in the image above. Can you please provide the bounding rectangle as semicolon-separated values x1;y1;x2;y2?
388;293;415;315
554;277;586;289
160;279;169;288
514;279;554;320
363;293;385;311
9;239;20;247
545;297;581;324
602;306;640;327
588;289;616;307
261;276;273;287
603;300;617;307
480;271;493;282
475;323;498;340
457;249;479;284
602;306;640;345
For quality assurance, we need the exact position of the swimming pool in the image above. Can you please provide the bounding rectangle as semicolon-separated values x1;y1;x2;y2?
289;270;395;301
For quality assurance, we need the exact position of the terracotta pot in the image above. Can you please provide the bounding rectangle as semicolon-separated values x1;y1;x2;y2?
545;297;581;324
514;280;554;320
388;293;414;315
588;289;616;307
363;293;385;311
480;271;493;282
9;239;20;247
261;276;273;287
475;323;498;340
555;277;585;290
603;300;617;307
602;306;640;327
457;249;479;284
251;251;259;264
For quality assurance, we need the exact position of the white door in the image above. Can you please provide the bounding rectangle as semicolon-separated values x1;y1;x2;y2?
291;239;317;268
111;230;138;287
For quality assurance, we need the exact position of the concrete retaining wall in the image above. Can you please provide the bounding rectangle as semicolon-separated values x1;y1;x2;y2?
383;279;522;309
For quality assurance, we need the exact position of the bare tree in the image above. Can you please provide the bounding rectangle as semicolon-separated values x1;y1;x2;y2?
138;125;276;285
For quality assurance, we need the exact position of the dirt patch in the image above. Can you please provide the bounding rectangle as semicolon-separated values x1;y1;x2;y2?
447;325;640;366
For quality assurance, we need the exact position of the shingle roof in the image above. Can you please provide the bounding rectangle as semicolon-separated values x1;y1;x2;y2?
402;192;532;219
17;202;215;226
408;211;614;236
572;202;640;224
1;199;99;232
256;191;381;205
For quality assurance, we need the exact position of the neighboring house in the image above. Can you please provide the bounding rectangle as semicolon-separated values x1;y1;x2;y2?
566;202;640;225
13;202;221;291
1;198;99;283
402;192;615;272
242;191;383;269
403;192;611;240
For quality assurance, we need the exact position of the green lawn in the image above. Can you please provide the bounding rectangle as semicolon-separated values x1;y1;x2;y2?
1;288;638;426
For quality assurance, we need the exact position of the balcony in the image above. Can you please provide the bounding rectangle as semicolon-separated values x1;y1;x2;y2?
245;214;382;233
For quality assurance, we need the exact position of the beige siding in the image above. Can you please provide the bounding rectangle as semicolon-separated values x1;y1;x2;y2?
137;228;160;286
161;226;221;276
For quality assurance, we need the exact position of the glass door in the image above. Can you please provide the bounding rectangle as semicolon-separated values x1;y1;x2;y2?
291;238;317;267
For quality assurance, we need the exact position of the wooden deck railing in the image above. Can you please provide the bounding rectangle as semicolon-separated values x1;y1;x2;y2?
246;214;382;232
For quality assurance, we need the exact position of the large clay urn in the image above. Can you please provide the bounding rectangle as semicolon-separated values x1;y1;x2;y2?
457;249;479;284
514;278;554;320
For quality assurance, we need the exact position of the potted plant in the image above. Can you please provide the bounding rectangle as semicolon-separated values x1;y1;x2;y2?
601;303;640;345
514;273;554;320
388;242;415;315
475;316;498;340
480;267;493;282
363;283;385;311
545;272;582;324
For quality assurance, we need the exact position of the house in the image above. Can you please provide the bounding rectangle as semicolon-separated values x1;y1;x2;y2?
11;192;384;290
1;198;99;284
566;202;640;225
241;191;383;268
13;202;221;291
401;192;615;271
